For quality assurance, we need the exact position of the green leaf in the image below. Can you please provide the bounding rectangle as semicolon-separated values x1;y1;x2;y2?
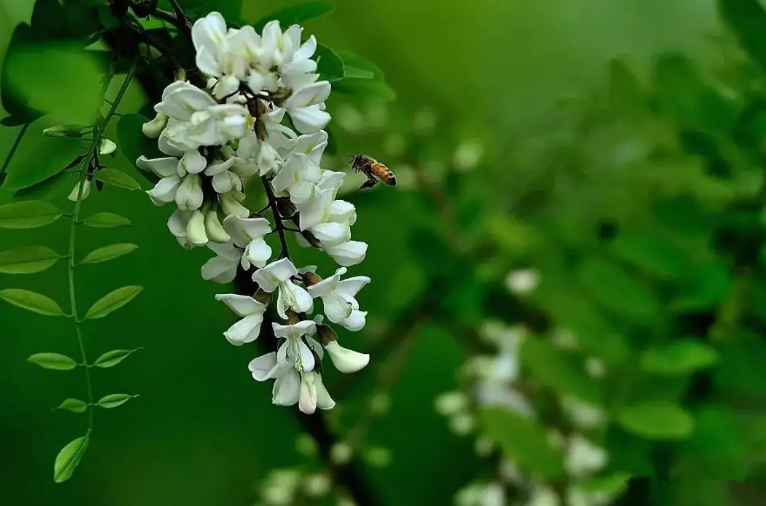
0;200;63;229
641;339;718;376
719;0;766;74
671;262;731;312
714;329;766;395
0;246;61;274
96;393;136;409
13;169;72;200
343;66;375;80
579;258;659;321
93;168;141;191
333;79;397;101
521;338;602;403
252;1;335;32
607;58;644;110
617;401;694;440
0;289;64;316
28;353;78;370
1;24;46;123
609;233;688;278
82;212;132;228
93;348;141;368
315;43;345;82
579;472;631;495
53;435;89;483
55;398;88;413
79;243;138;265
480;407;564;478
3;137;81;192
85;286;143;320
336;51;385;81
680;406;750;480
5;43;104;125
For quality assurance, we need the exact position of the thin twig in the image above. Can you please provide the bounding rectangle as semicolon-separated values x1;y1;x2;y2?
261;177;291;258
0;122;29;179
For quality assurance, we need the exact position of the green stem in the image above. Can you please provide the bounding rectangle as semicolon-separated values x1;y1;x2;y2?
0;122;29;177
67;61;137;434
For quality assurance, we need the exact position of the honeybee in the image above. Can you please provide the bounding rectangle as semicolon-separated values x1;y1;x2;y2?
348;154;397;190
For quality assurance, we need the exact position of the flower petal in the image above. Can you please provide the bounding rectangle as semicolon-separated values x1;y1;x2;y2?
340;310;367;332
249;352;280;381
214;293;264;317
336;276;371;298
272;369;300;406
223;313;263;345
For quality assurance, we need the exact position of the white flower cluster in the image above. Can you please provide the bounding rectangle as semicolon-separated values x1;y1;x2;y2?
440;321;618;506
137;12;371;413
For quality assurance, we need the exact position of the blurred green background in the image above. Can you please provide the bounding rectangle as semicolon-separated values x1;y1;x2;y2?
0;0;757;505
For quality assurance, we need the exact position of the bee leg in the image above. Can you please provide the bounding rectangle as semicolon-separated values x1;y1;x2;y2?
359;178;379;191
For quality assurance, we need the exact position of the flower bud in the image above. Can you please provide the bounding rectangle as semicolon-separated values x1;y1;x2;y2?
142;113;168;138
220;191;250;218
67;179;91;202
303;271;322;287
204;209;231;243
254;290;272;306
324;341;369;373
298;372;318;415
284;310;300;325
99;138;117;156
186;210;209;246
44;124;86;138
175;68;187;82
316;324;337;345
175;174;204;210
276;199;296;219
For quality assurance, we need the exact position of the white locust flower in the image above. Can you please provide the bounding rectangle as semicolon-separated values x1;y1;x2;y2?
284;81;332;134
215;294;267;345
142;112;168;138
565;434;608;478
323;240;368;267
307;267;369;330
137;149;207;209
204;158;243;194
289;168;344;207
298;370;335;414
186;209;208;246
223;215;273;269
252;258;313;318
274;320;319;372
201;241;243;283
271;152;321;195
324;341;369;373
191;12;249;99
219;189;250;218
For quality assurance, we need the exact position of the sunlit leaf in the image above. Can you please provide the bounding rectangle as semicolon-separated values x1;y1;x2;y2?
0;246;61;274
28;353;78;370
79;243;138;265
0;200;63;229
13;169;72;200
55;398;88;413
2;136;81;192
641;339;718;376
579;258;659;321
96;393;136;409
92;348;142;368
53;435;89;483
579;473;631;495
521;338;602;404
0;288;64;316
252;1;335;32
82;212;132;228
480;407;564;478
315;43;344;82
85;286;143;320
1;24;46;123
617;401;694;440
93;168;142;191
336;51;384;81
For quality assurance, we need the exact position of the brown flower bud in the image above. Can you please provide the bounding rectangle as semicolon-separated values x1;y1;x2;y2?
270;87;293;106
276;199;296;219
317;325;338;345
303;271;322;287
284;310;300;325
254;290;272;306
302;229;323;248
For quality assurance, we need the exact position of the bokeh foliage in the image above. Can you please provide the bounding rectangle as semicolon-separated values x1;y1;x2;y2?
3;0;766;505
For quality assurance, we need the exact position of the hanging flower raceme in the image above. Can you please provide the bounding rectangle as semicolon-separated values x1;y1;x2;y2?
136;10;373;414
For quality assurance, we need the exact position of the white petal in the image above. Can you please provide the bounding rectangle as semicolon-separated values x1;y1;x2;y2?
289;104;331;134
322;294;353;323
272;369;300;406
329;200;355;222
245;239;272;268
254;258;299;290
285;280;314;313
201;256;238;282
340;310;367;332
325;341;370;373
324;240;367;267
298;372;318;414
296;186;333;230
223;313;263;345
249;352;280;381
137;156;179;177
186;210;209;246
336;276;371;298
272;320;317;339
204;157;236;176
175;174;204;210
167;209;191;238
211;171;238;193
315;373;335;410
297;339;316;372
310;221;350;247
147;176;181;203
181;150;207;174
286;81;332;108
306;271;342;298
294;35;317;61
214;293;264;317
